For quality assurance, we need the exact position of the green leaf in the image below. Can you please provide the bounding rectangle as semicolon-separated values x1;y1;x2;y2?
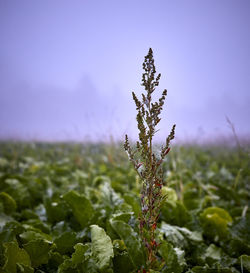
71;243;89;264
205;244;222;265
0;192;16;215
16;263;34;273
200;207;233;240
162;186;178;202
111;212;133;223
91;225;114;271
0;213;13;229
57;258;74;273
47;251;64;269
44;198;68;224
183;182;201;210
80;258;99;273
123;193;140;216
228;215;250;256
110;220;145;268
4;178;31;209
3;241;32;273
63;190;94;228
98;182;123;208
238;255;250;271
57;243;89;273
160;222;188;248
159;241;186;273
176;226;203;243
19;231;52;244
113;252;134;273
54;231;77;254
161;200;191;227
23;239;52;267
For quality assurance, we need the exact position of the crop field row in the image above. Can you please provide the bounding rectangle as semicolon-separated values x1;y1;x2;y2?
0;142;249;272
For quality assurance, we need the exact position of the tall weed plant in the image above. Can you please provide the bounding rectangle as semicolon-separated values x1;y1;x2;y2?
124;48;176;271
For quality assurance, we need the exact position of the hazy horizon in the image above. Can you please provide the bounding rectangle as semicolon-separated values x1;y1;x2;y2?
1;0;249;142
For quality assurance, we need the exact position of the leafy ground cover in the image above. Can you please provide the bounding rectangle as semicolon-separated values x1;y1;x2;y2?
0;142;249;272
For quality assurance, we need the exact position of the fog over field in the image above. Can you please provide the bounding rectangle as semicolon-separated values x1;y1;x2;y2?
0;0;249;142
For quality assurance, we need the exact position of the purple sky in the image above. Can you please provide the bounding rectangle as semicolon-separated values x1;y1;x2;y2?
0;0;249;142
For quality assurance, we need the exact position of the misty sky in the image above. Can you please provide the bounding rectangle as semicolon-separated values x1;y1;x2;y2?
0;0;249;142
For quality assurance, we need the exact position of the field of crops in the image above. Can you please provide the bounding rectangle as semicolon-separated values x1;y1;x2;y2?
0;142;249;272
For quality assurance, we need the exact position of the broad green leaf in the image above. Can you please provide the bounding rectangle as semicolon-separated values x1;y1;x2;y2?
0;213;13;229
110;220;145;268
57;258;74;273
23;218;50;234
3;241;32;273
44;198;68;224
174;247;186;267
58;243;97;273
159;241;186;273
113;252;134;273
47;251;64;269
161;200;191;227
19;231;52;244
0;192;16;214
80;258;99;273
111;212;133;223
91;225;114;271
162;186;178;202
98;182;123;208
16;263;34;272
228;215;250;256
54;231;77;254
200;207;233;240
4;178;31;209
93;175;111;186
238;255;250;271
63;190;94;228
23;239;52;267
183;182;200;210
71;243;89;264
123;193;140;216
205;244;222;264
176;226;203;242
160;222;188;248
